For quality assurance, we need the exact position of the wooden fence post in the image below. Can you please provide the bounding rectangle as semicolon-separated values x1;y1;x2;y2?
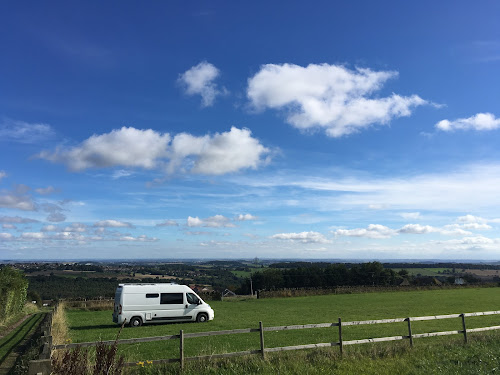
338;317;343;356
179;329;184;370
406;317;413;347
259;321;265;359
461;314;468;343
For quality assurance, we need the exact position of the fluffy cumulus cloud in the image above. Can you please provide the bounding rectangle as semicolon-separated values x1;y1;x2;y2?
398;224;471;236
334;222;477;239
400;212;421;220
236;213;257;221
271;231;331;244
436;113;500;132
444;236;496;245
38;127;270;176
156;220;179;227
119;235;158;242
0;119;55;143
169;127;270;175
93;220;133;228
178;61;225;107
187;215;235;228
247;63;427;137
0;233;14;240
335;224;396;239
39;127;171;171
0;185;36;211
457;215;487;224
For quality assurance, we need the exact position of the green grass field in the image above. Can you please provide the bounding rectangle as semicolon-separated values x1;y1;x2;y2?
65;287;500;368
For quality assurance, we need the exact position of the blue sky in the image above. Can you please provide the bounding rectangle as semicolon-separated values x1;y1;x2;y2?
2;1;500;260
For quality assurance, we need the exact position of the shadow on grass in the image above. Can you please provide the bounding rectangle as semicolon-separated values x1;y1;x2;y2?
0;313;43;364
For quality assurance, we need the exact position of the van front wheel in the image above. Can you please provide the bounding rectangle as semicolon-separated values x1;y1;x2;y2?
130;317;143;327
196;313;208;323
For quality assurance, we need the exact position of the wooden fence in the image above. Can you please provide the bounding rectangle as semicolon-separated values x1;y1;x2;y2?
45;310;500;372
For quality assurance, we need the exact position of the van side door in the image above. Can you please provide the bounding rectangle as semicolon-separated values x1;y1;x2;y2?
158;293;189;321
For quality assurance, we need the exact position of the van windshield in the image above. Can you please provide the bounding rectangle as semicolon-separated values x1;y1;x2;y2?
186;293;200;305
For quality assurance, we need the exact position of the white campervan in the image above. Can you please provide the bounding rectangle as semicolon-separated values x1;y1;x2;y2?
112;283;215;327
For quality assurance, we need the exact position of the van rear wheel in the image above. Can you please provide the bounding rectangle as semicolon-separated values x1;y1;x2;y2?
196;313;208;323
130;317;142;327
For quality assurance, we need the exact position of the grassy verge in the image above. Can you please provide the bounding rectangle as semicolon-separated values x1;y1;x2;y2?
0;313;43;366
52;302;69;346
125;331;500;374
0;303;39;337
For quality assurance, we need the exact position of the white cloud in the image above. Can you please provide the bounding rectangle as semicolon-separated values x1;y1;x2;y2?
0;171;6;181
0;185;36;211
334;223;474;239
111;170;134;179
334;224;396;239
41;225;58;232
441;236;496;245
397;224;434;234
169;127;270;175
156;220;179;227
39;126;270;176
0;216;39;224
119;235;158;242
179;61;225;107
247;63;427;137
0;119;55;143
63;223;87;232
457;215;487;224
21;232;45;240
2;223;16;229
0;233;14;240
445;223;492;231
436;113;500;132
35;186;57;195
187;215;235;228
398;224;471;236
39;127;171;171
236;213;258;221
271;231;331;244
47;212;66;222
94;220;133;228
400;212;421;220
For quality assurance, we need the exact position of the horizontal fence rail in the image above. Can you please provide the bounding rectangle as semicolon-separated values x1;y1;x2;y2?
51;310;500;370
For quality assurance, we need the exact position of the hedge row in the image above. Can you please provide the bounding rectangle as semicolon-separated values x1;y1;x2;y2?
0;266;28;323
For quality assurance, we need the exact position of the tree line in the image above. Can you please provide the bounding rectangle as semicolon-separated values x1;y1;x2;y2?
239;262;409;293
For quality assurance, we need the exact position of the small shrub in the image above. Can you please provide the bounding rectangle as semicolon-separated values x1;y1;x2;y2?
52;346;89;375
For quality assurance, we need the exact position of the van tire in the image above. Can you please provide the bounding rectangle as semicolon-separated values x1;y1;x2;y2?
130;317;143;327
196;313;208;323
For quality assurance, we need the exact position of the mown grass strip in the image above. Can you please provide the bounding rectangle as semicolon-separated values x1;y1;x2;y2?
0;313;43;366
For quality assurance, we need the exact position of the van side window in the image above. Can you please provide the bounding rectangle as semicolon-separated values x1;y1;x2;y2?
146;293;159;298
160;293;183;304
186;293;200;304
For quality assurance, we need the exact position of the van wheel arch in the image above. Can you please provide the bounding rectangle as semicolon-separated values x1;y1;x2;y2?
130;316;143;327
196;313;208;323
